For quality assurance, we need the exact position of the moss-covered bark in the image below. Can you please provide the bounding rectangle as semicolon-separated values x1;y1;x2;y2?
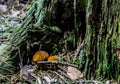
84;0;120;80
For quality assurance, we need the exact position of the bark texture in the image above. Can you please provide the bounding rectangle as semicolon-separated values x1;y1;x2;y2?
84;0;120;80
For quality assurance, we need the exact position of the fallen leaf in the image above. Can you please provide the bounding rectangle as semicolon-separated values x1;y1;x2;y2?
67;66;83;80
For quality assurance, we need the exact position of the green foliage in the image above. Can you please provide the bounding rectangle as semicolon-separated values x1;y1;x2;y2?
75;50;85;68
118;22;120;33
4;29;13;33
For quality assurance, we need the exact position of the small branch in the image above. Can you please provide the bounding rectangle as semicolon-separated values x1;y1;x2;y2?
48;70;69;83
37;61;77;68
57;65;67;72
57;70;70;80
72;79;103;84
73;39;84;63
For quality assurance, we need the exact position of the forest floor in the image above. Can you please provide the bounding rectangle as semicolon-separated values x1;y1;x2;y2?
0;0;119;84
0;0;29;62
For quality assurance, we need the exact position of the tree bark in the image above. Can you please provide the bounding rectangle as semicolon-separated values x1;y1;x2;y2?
84;0;120;80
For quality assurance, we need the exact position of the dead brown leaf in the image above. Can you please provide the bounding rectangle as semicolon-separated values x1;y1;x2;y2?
67;66;83;80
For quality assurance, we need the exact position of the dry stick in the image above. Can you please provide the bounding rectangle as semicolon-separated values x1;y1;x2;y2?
57;65;67;73
37;61;77;68
18;47;23;69
36;75;43;84
73;38;84;63
48;70;69;84
72;79;103;84
57;70;70;80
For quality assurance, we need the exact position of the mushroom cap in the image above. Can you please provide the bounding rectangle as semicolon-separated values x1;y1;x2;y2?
47;55;59;61
33;51;49;62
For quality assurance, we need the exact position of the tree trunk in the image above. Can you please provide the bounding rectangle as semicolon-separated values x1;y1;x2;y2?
84;0;120;80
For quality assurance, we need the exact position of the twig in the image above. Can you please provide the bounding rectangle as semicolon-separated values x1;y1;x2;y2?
73;38;84;63
48;70;69;84
57;65;67;72
72;79;103;84
18;47;23;69
37;61;77;68
57;70;70;80
36;75;43;84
